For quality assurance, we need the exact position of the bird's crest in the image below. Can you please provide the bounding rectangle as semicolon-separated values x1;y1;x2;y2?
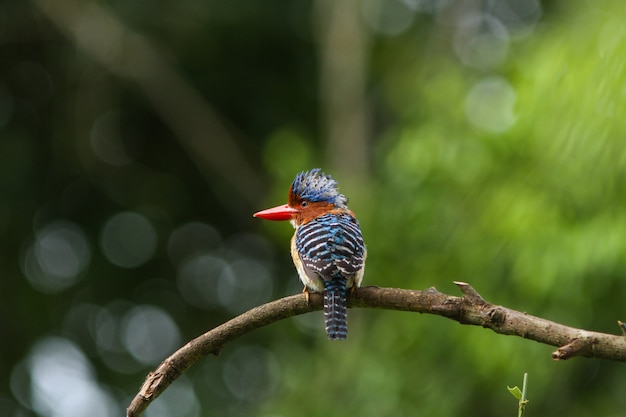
290;169;348;209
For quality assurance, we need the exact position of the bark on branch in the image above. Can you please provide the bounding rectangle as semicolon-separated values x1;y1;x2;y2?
126;283;626;417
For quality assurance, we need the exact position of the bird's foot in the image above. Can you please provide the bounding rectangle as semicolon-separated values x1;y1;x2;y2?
302;286;311;304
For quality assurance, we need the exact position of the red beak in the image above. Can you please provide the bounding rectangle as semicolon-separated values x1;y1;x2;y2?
253;204;298;221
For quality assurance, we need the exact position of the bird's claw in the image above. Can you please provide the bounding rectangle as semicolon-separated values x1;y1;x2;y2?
302;286;311;304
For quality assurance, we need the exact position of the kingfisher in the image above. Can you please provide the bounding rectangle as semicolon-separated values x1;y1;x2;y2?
254;169;366;340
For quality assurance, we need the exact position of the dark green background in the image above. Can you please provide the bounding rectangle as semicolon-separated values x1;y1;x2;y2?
2;1;626;416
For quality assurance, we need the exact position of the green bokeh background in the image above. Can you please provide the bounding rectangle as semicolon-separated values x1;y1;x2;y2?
2;1;626;416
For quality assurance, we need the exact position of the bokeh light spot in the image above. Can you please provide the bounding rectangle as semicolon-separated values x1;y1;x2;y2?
222;259;273;313
454;13;510;70
491;0;542;35
361;0;414;36
177;254;234;310
176;248;273;314
222;346;280;402
22;221;91;293
465;76;517;132
121;305;181;365
24;337;118;417
100;212;158;268
64;300;147;375
167;222;221;266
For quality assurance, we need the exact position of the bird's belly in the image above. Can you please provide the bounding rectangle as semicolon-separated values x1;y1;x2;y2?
294;259;356;292
299;269;326;292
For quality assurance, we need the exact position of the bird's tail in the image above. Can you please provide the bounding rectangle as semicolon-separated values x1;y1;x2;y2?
323;277;348;340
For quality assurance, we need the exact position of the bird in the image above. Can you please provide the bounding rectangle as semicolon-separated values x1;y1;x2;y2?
253;168;366;340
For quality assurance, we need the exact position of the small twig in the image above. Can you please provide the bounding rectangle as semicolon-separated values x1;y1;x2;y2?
127;284;626;417
552;335;594;360
519;373;529;417
507;373;530;417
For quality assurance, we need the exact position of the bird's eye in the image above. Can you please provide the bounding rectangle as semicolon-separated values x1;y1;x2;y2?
301;200;308;207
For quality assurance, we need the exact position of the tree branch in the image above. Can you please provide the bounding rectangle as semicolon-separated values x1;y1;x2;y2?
126;283;626;417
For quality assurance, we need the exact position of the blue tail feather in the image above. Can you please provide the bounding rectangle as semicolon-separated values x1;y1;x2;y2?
323;277;348;340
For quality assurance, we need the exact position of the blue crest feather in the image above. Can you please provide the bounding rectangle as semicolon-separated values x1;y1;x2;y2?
291;169;348;208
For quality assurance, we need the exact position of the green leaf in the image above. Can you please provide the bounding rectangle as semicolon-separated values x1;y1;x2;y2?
508;386;522;400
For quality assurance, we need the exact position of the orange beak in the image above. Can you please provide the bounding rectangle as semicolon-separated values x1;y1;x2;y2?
253;204;298;221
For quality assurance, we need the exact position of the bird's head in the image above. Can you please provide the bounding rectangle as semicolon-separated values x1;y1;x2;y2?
253;168;348;226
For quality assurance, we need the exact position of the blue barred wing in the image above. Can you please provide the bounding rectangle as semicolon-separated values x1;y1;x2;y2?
294;212;365;282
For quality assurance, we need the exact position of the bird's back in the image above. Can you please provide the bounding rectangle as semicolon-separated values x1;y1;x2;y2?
294;212;366;283
294;212;366;340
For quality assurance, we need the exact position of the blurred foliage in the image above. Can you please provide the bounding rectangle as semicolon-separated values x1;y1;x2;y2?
1;0;626;417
